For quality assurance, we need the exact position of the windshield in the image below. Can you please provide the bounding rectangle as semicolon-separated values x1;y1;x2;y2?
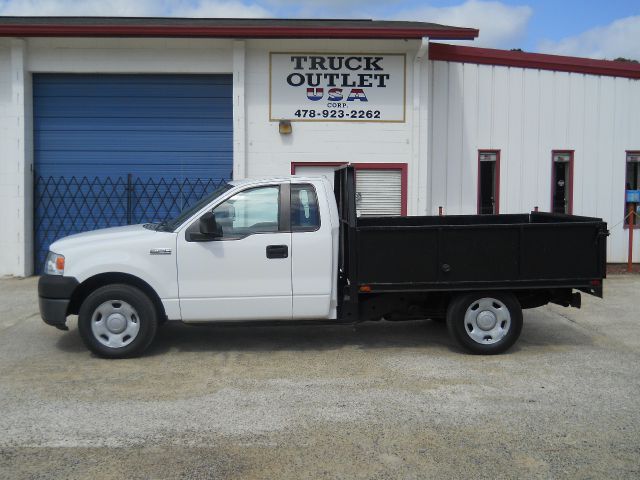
157;183;233;231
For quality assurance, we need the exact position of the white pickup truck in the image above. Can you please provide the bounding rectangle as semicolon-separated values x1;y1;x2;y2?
39;166;607;358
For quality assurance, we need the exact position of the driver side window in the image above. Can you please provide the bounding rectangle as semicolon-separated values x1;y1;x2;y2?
213;185;280;237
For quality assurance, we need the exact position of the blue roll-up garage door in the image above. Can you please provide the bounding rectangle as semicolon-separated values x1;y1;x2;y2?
33;74;232;272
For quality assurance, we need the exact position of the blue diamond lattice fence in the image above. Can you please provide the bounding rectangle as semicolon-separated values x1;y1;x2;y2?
34;174;227;273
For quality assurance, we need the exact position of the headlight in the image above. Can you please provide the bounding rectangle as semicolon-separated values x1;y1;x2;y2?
44;252;65;275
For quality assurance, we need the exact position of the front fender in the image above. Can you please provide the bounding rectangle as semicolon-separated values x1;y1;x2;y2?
60;235;178;302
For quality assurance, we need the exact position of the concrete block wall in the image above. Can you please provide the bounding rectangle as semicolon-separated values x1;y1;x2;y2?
0;39;32;276
0;40;16;275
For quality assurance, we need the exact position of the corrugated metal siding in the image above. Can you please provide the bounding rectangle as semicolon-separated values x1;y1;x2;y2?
33;74;232;180
356;169;402;216
429;61;640;262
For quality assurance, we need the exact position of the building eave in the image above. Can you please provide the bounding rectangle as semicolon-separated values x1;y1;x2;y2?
430;43;640;80
0;17;479;40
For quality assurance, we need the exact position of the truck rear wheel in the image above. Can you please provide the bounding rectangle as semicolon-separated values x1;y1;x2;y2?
78;284;158;358
446;292;522;354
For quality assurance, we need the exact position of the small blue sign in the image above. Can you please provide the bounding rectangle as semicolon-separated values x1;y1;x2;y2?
626;190;640;203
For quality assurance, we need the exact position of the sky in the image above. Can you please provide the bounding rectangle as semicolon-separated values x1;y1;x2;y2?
0;0;638;60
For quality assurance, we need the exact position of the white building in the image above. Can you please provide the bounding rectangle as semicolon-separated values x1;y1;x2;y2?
0;17;639;277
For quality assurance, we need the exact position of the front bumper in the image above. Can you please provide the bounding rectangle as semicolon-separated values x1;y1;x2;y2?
38;275;79;331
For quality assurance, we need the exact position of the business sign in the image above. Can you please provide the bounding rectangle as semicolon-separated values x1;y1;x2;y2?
269;53;406;122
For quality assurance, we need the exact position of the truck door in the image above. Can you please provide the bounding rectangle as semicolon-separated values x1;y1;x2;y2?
552;151;573;214
478;151;499;214
290;182;335;319
176;183;292;321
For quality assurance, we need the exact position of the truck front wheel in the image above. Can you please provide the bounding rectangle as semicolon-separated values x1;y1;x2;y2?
78;284;158;358
446;292;522;354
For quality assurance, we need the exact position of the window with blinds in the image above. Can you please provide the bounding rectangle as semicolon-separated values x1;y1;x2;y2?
291;163;405;217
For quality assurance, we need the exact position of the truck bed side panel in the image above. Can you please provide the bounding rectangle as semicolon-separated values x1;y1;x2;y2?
521;224;603;278
356;229;439;283
356;220;606;288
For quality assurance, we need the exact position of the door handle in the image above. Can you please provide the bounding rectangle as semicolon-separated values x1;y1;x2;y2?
266;244;288;259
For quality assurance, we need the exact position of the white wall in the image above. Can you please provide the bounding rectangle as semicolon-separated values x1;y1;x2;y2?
26;37;234;72
429;60;640;262
0;39;18;275
243;39;428;216
0;39;33;276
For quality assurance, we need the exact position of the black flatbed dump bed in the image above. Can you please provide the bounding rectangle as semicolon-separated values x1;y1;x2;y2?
334;166;608;324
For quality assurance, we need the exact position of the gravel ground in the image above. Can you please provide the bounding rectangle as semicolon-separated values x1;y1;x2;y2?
0;275;639;479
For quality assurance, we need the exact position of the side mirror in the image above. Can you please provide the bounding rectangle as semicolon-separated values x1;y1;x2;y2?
199;212;223;238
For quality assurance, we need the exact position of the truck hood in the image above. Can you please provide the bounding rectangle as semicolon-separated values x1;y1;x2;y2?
49;224;162;253
46;223;179;298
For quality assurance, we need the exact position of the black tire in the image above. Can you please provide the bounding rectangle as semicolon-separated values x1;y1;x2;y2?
446;292;522;354
78;284;158;358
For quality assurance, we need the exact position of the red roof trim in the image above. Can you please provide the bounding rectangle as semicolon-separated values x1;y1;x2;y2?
429;43;640;79
0;24;478;40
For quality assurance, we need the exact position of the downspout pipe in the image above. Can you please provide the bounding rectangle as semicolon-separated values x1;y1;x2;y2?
412;36;429;215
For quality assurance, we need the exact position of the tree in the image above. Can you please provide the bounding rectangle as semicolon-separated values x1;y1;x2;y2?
613;57;639;63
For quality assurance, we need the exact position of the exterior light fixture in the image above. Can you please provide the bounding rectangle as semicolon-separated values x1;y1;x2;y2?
279;120;292;135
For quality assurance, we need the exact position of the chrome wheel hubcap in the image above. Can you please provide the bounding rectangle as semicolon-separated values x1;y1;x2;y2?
464;298;511;345
91;300;140;348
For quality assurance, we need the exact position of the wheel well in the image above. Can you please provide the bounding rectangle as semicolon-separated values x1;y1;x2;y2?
68;272;167;321
514;290;551;309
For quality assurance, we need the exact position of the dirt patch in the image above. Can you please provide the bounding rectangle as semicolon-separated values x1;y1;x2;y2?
607;263;640;274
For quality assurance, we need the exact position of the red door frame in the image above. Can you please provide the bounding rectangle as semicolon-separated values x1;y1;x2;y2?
477;150;500;214
290;161;408;216
550;150;574;214
625;150;640;229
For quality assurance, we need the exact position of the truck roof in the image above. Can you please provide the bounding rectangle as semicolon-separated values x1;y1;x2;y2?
229;175;331;186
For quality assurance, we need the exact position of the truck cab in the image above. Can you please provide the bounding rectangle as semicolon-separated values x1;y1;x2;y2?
39;176;340;357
